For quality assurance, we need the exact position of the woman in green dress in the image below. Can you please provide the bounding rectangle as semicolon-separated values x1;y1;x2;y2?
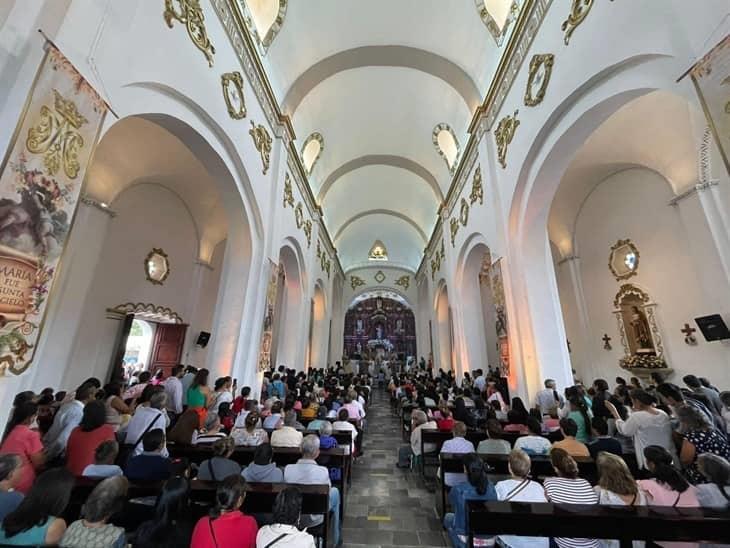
187;369;213;428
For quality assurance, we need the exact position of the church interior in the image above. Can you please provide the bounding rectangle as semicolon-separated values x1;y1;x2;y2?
1;1;730;546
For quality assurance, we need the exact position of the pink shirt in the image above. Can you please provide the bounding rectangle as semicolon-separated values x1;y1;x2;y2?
0;425;43;493
637;480;699;548
343;402;362;420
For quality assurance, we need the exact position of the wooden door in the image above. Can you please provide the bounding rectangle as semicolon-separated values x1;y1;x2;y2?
149;323;188;378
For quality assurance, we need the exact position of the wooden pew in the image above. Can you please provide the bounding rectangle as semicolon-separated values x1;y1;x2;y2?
466;501;730;548
419;430;488;478
190;480;333;547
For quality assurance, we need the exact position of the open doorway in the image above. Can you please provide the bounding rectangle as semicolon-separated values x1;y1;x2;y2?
122;319;156;379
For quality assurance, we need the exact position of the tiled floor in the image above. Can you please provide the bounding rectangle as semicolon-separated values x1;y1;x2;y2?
341;388;448;548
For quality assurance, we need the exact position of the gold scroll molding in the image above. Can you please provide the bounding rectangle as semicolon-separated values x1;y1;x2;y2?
495;110;520;169
524;53;554;107
395;275;410;291
164;0;216;67
221;71;246;119
469;165;483;205
350;275;366;291
249;121;272;174
283;173;294;208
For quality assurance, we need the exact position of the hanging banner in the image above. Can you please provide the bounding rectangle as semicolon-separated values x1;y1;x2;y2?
687;35;730;177
490;257;510;378
257;260;279;371
0;44;108;375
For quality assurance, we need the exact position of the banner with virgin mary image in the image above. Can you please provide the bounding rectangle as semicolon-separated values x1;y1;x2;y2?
0;44;108;375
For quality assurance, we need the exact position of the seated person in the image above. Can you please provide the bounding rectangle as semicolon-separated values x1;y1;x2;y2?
241;443;283;483
283;435;341;547
443;453;497;548
587;416;622;459
637;445;699;507
197;438;241;482
133;476;193;547
0;468;74;546
332;409;357;453
695;453;730;508
83;440;123;478
552;418;590;457
514;418;552;456
436;408;455;432
300;397;318;420
0;455;23;523
232;412;269;447
125;429;172;481
167;408;200;445
190;475;257;548
271;411;304;448
195;413;227;445
262;401;283;430
495;449;548;548
477;419;511;455
256;487;316;548
60;476;127;547
306;406;329;433
65;400;116;477
440;422;476;487
318;422;338;450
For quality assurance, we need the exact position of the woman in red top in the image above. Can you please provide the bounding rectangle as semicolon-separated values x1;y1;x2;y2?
191;475;257;548
65;400;115;477
436;408;455;432
0;401;44;493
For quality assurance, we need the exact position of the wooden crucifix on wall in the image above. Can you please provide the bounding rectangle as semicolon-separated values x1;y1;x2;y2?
681;323;698;346
602;334;612;351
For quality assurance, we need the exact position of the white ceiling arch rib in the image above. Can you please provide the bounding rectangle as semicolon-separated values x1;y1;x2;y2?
332;209;429;244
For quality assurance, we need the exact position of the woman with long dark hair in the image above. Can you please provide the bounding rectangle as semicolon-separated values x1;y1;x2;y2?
442;453;497;548
0;468;73;545
134;476;193;547
103;382;130;432
566;394;593;443
190;475;257;547
187;369;212;429
638;445;699;507
65;400;115;476
0;402;44;493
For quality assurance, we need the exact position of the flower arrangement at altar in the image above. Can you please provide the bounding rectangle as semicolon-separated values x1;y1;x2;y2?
367;338;393;352
620;354;667;369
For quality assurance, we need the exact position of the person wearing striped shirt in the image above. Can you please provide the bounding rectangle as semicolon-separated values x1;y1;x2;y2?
543;448;599;548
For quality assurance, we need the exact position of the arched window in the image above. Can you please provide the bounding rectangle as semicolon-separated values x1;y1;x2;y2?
301;132;324;175
432;123;460;174
241;0;287;52
476;0;518;45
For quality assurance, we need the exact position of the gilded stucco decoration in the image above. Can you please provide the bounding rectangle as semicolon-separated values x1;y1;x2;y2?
26;90;87;179
440;239;445;260
449;217;459;247
432;123;461;174
374;270;386;284
303;220;312;247
283;173;294;208
350;275;366;291
495;110;520;168
300;132;324;175
475;0;519;46
221;71;247;119
108;303;183;324
164;0;216;67
395;275;410;291
609;239;640;281
294;202;304;229
430;252;442;281
249;121;272;174
524;54;554;107
469;165;484;205
561;0;599;45
144;248;170;285
368;240;388;261
240;0;288;53
459;198;470;227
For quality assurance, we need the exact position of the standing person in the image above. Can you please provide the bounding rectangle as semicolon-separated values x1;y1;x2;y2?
605;390;675;470
0;403;44;494
543;449;599;548
565;395;593;443
163;365;186;418
187;369;213;428
65;400;116;476
43;383;97;461
124;392;170;457
587;416;622;459
59;476;127;547
534;379;564;415
683;375;723;416
256;487;316;548
102;383;131;433
122;371;151;403
676;405;730;484
233;387;251;415
209;377;233;415
591;379;612;419
0;468;73;546
495;450;548;548
190;475;257;548
180;366;197;407
0;455;23;522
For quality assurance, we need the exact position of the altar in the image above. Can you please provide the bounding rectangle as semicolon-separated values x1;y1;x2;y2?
367;337;393;359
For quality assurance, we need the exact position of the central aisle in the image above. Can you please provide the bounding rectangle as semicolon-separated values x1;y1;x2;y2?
342;388;448;548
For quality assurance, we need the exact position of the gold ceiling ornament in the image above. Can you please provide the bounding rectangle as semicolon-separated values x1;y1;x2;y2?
495;110;520;169
440;239;446;260
221;71;246;119
561;0;599;45
316;239;322;260
144;248;171;285
475;0;520;46
249;121;272;174
374;270;386;284
283;173;294;208
394;275;410;291
430;252;442;281
350;275;366;291
240;0;288;52
164;0;216;67
368;240;389;261
26;89;88;179
608;239;640;281
469;165;484;205
449;217;460;247
294;202;304;228
300;132;324;175
302;219;312;247
323;257;331;278
524;53;554;107
459;197;470;227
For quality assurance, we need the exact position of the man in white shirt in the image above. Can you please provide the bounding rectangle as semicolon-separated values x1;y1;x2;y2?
513;418;552;455
534;379;564;415
473;369;487;393
163;365;185;416
284;435;340;547
43;383;97;460
123;392;170;457
180;366;197;406
332;409;357;452
271;411;304;448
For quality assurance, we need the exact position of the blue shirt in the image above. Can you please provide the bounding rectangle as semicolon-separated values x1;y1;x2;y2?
0;517;54;545
271;380;285;398
0;491;23;523
125;453;171;481
448;481;497;535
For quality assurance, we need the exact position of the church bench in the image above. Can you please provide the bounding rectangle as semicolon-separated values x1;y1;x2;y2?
419;430;488;478
190;480;333;547
465;501;730;548
260;428;356;447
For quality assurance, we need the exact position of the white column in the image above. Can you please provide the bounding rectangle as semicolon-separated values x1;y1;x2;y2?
182;260;213;364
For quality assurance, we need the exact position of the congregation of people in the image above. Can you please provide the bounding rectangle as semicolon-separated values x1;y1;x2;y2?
0;363;372;547
392;366;730;548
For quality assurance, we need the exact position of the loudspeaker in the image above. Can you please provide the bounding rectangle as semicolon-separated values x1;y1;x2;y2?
695;315;730;342
196;331;211;348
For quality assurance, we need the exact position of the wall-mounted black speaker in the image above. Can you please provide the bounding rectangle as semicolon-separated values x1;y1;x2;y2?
695;315;730;342
196;331;211;348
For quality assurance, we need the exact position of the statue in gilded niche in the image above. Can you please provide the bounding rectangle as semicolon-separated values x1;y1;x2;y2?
629;305;653;352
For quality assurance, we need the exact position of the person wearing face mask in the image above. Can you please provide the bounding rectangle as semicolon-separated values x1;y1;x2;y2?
0;402;45;494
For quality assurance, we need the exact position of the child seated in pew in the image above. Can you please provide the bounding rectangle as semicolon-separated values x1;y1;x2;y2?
241;443;283;483
197;438;241;482
125;429;171;482
82;440;123;478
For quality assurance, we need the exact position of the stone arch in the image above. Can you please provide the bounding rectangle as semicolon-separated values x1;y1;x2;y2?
273;237;307;370
309;279;328;369
434;280;453;371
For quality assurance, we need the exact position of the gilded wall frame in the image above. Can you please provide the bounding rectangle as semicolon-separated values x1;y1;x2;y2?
221;71;247;119
524;53;554;107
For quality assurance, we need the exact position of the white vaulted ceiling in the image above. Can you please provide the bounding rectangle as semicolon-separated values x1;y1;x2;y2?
243;0;520;271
